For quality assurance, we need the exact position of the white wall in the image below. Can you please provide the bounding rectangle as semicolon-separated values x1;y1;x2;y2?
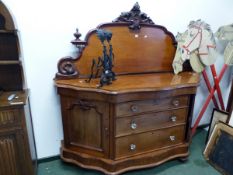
3;0;233;158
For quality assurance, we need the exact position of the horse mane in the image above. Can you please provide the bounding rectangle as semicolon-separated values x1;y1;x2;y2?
176;31;188;43
188;19;211;32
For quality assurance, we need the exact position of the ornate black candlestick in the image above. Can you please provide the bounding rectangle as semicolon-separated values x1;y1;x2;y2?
86;29;116;87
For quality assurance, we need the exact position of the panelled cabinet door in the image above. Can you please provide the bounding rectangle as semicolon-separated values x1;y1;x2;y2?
61;96;110;158
0;130;28;175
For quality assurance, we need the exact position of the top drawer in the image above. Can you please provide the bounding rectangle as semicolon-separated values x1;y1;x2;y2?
116;96;189;117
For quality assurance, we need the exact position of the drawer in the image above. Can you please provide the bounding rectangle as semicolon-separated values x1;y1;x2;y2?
115;125;185;159
115;108;188;137
115;96;189;117
0;109;21;127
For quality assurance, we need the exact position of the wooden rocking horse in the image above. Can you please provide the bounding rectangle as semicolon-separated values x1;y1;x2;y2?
173;20;233;135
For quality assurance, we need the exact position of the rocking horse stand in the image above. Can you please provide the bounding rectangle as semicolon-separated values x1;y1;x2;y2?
173;20;228;136
192;65;227;135
192;24;233;136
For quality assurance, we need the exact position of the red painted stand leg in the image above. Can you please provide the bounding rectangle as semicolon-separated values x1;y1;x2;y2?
191;64;228;136
202;70;219;109
210;65;225;110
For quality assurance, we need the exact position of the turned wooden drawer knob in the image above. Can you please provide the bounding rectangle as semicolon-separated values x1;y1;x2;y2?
172;100;180;107
130;144;136;151
170;116;177;122
130;105;139;112
169;136;176;142
130;121;137;130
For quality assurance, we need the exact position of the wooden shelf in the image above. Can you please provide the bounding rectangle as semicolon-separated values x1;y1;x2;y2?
0;60;21;65
0;29;17;34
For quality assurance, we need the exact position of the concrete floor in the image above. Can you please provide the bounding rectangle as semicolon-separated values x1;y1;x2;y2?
38;129;220;175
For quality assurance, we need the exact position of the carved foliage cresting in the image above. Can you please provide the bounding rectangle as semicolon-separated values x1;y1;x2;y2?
113;2;155;30
55;3;157;79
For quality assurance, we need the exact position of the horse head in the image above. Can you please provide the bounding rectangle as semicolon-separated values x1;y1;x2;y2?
173;20;215;74
180;19;217;66
172;32;186;74
215;24;233;41
180;20;202;61
173;31;205;74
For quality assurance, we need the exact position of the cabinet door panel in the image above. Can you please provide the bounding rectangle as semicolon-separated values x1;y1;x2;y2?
70;106;102;149
61;97;109;157
0;131;26;175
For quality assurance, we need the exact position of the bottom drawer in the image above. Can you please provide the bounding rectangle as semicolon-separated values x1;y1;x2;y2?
115;125;186;159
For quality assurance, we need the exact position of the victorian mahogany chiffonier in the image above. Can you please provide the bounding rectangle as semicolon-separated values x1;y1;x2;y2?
54;3;199;175
0;2;37;175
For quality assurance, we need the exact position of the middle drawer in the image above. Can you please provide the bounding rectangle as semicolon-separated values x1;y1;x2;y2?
115;108;188;137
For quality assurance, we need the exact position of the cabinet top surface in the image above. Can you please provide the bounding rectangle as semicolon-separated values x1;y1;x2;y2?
0;90;28;107
55;72;199;94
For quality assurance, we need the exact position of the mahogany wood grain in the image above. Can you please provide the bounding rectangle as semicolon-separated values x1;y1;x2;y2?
115;125;186;159
0;3;36;174
0;90;28;107
55;72;199;94
0;108;21;127
75;25;176;77
115;95;189;117
115;108;188;137
0;91;36;175
54;5;200;174
58;86;197;104
61;142;189;175
0;130;25;175
60;96;110;158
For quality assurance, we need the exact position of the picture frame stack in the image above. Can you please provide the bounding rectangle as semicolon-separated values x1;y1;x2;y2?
204;78;233;175
226;77;233;119
204;122;233;175
206;109;230;143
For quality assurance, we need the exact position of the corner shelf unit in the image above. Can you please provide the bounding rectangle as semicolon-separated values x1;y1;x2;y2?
0;2;37;175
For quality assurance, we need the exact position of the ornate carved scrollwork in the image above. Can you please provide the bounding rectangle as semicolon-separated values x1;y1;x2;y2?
56;56;78;79
67;100;96;111
56;28;87;79
113;2;155;30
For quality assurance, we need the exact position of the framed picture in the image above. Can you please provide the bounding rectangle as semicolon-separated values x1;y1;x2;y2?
206;108;229;143
204;122;233;175
227;77;233;120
